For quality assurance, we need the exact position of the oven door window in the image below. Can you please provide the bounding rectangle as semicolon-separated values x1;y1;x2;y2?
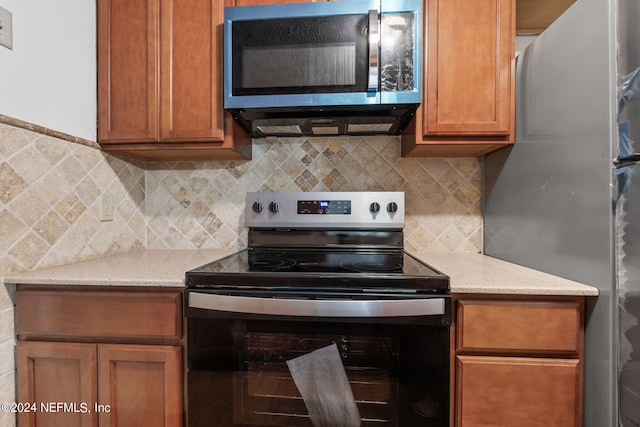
187;317;449;427
231;15;370;97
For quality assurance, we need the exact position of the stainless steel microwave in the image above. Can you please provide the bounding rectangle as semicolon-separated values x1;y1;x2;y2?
223;0;423;138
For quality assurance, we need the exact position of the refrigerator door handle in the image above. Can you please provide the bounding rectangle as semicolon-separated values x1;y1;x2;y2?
614;153;640;168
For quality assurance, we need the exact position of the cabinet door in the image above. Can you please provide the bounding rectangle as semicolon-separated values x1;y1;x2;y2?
98;0;160;142
17;342;98;427
160;0;224;141
424;0;513;136
98;344;182;427
456;356;582;427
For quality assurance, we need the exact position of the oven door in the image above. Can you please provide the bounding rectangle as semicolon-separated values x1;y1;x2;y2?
185;290;450;427
223;0;422;109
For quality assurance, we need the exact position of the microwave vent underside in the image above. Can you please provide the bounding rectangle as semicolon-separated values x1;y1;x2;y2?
228;105;417;138
255;123;394;136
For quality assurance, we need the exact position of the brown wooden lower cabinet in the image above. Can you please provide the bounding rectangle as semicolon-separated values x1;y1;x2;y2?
98;344;182;427
17;342;97;427
17;341;182;427
15;286;184;427
456;355;581;427
14;287;585;427
453;295;585;427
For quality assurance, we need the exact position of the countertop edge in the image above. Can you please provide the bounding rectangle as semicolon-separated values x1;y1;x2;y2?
450;287;599;297
5;278;185;287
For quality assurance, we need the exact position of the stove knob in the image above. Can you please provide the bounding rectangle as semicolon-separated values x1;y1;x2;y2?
252;201;263;213
369;202;381;213
387;202;398;213
269;201;279;213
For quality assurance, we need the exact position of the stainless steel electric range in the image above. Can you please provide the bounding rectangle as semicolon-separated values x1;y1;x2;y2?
185;192;451;427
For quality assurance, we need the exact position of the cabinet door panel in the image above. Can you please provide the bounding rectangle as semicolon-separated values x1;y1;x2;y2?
98;0;160;142
17;342;98;427
457;299;582;355
160;0;224;141
456;356;581;427
16;288;183;342
425;0;513;135
98;344;182;427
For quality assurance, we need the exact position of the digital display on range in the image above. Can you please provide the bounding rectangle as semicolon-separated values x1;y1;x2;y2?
298;200;351;214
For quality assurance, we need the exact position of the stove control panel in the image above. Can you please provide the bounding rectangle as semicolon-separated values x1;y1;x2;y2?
297;199;351;215
246;191;404;228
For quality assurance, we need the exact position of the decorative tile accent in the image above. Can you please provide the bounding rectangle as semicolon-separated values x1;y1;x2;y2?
0;163;28;204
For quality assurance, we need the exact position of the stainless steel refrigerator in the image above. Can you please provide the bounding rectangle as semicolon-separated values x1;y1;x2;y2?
483;0;640;425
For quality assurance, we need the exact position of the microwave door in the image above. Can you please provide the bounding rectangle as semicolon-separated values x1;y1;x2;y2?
224;0;382;109
379;3;422;105
223;0;423;110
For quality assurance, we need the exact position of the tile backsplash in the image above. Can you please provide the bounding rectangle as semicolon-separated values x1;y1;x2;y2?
146;136;482;253
0;123;146;277
0;120;146;426
1;121;483;274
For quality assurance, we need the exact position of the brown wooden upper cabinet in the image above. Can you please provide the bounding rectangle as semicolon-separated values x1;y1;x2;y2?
402;0;515;157
98;0;512;160
97;0;251;161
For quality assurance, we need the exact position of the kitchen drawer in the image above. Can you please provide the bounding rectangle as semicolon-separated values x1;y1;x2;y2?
455;355;582;427
16;286;182;342
456;299;582;355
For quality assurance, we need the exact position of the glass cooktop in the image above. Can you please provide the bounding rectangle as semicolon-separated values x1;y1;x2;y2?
186;249;450;293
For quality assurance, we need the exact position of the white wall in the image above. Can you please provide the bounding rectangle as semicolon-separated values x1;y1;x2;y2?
0;0;96;141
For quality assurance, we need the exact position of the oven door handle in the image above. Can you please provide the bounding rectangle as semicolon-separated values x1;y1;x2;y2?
188;292;445;318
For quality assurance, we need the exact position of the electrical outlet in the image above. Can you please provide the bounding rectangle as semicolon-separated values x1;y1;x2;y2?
100;194;114;222
0;5;13;50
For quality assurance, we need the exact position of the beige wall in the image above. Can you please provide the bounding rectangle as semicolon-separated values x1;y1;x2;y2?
0;121;482;426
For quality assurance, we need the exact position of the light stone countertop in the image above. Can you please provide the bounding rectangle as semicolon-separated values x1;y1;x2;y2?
4;249;236;287
4;249;599;296
411;252;598;296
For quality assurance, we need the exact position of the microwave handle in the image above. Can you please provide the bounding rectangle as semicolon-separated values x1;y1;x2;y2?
367;9;379;92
